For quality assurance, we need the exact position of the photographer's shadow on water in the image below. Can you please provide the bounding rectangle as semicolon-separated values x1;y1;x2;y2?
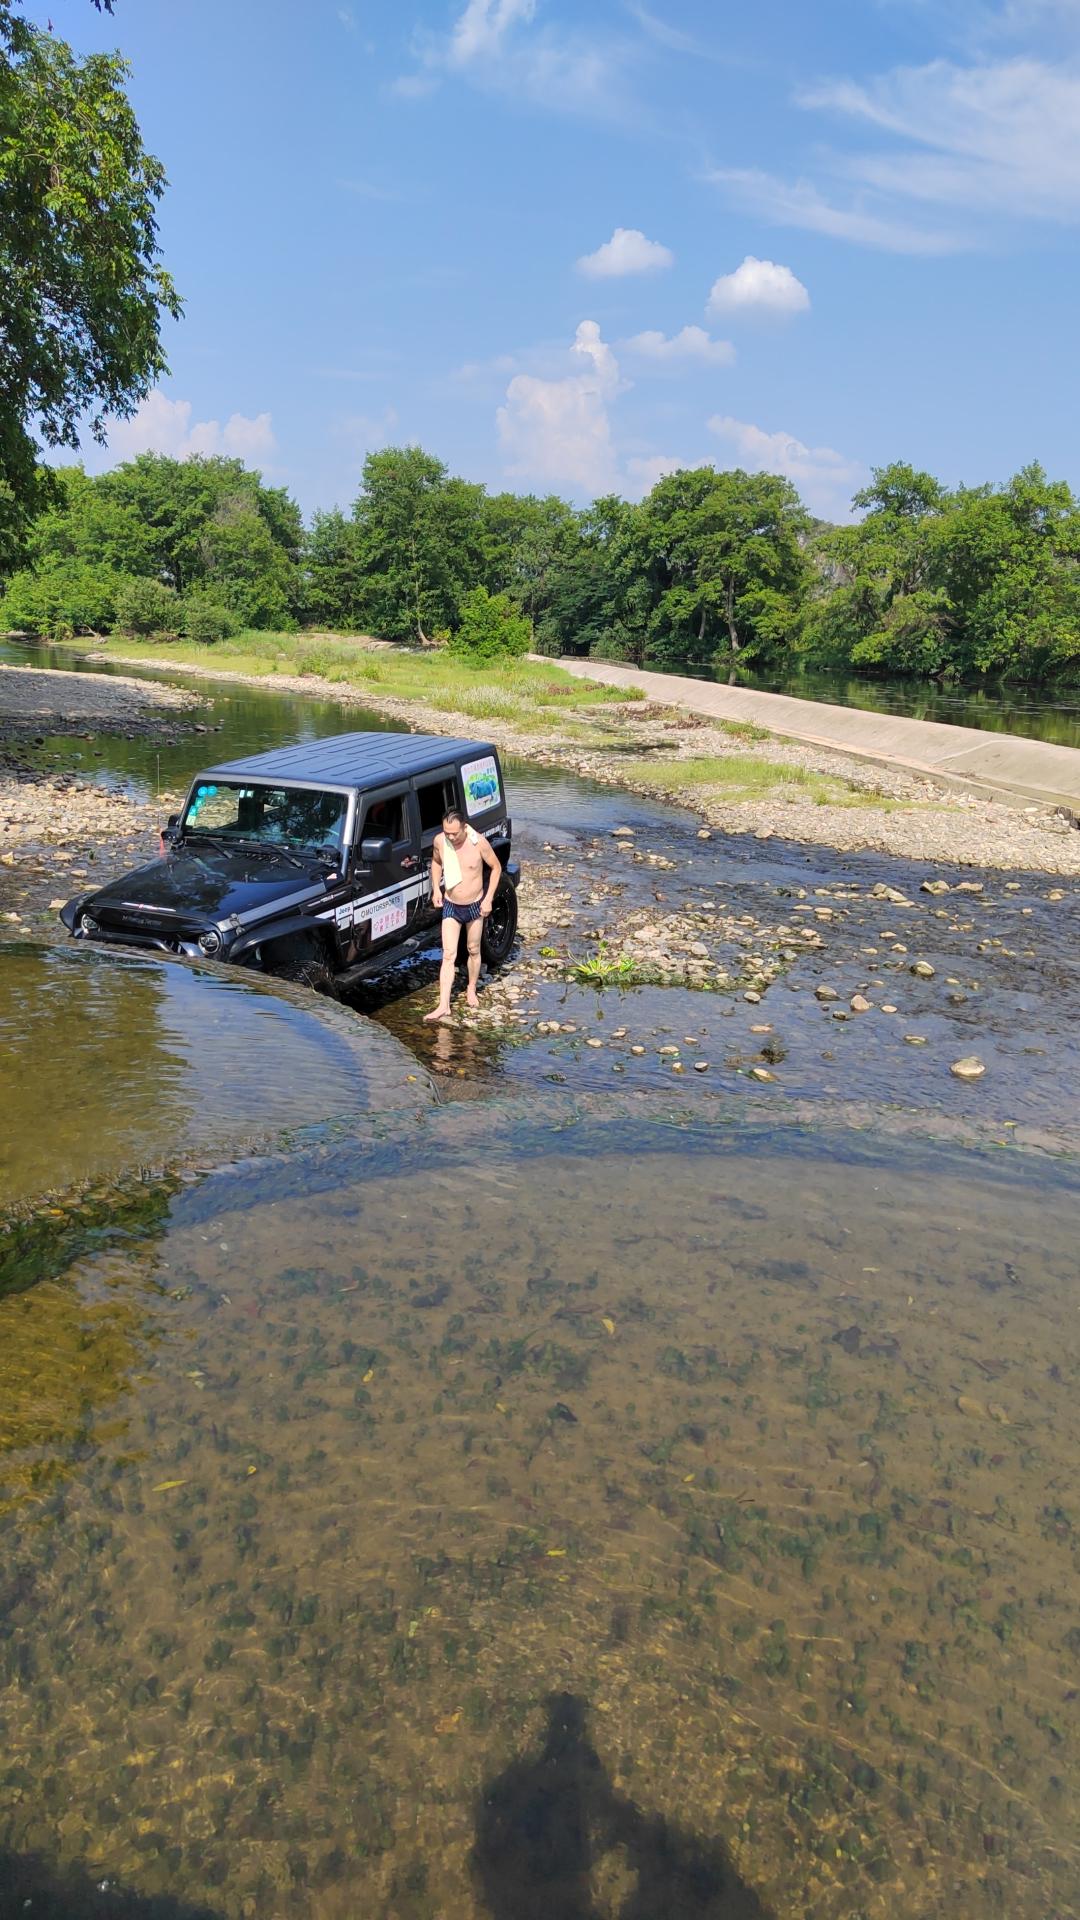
472;1693;772;1920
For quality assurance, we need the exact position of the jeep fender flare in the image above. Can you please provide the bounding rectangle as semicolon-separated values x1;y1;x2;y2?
231;913;328;967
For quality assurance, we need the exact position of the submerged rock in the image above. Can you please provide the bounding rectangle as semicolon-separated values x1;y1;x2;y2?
950;1055;987;1080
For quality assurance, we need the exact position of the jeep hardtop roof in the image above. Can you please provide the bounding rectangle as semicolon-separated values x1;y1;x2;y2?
195;732;499;792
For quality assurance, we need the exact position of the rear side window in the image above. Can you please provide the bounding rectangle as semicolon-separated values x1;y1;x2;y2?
415;775;460;834
361;792;409;844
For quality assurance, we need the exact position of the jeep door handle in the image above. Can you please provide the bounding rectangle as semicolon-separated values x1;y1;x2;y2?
400;855;418;869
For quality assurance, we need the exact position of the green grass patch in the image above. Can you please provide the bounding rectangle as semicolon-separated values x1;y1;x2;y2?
81;631;644;724
718;719;771;744
621;753;902;809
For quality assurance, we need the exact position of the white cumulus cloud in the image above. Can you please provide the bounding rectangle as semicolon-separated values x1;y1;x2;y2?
623;326;735;365
577;226;674;278
450;0;536;65
497;320;622;497
708;414;866;519
106;392;277;464
624;453;698;496
707;255;810;318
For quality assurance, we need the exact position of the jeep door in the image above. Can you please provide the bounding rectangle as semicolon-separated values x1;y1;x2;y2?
412;765;463;931
347;784;422;959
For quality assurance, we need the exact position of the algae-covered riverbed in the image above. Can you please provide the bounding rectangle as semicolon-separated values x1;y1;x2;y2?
2;1103;1079;1919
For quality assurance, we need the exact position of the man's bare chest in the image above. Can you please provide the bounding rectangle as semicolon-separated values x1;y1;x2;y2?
445;839;483;892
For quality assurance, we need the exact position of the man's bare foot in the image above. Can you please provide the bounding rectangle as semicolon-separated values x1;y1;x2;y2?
465;989;480;1008
423;1006;452;1023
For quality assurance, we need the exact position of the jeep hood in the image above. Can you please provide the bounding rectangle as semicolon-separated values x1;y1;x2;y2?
82;844;323;925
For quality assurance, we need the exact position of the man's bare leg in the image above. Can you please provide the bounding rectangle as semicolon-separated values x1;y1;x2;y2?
465;918;483;1007
424;918;459;1021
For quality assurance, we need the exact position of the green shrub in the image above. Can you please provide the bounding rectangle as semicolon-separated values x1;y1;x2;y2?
0;560;118;637
182;596;241;644
448;586;532;663
113;575;181;639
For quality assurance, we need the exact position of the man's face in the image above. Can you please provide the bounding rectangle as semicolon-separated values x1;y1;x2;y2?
444;819;467;848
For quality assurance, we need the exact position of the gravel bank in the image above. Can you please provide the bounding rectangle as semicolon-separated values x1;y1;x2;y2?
0;662;198;741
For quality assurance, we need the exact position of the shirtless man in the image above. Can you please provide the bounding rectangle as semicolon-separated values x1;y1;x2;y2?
424;808;502;1022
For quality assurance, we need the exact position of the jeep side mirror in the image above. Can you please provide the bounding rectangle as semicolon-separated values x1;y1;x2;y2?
161;815;180;845
359;835;393;864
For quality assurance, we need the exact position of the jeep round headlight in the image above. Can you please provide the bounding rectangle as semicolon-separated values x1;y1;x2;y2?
80;913;100;937
198;928;222;956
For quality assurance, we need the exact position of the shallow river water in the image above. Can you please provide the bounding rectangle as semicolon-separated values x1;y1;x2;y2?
2;649;1079;1919
3;1102;1079;1919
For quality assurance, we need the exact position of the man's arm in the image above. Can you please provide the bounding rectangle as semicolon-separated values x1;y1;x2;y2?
430;834;444;908
478;836;502;915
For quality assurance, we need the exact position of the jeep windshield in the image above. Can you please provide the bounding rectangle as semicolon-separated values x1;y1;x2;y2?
181;780;348;852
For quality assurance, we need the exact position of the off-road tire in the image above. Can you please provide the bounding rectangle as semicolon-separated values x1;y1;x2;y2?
266;934;340;998
456;878;518;971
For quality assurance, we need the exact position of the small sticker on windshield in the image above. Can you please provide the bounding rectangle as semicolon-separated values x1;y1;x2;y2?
461;755;500;817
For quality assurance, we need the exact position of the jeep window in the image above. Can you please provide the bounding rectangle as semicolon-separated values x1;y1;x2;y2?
415;775;460;835
360;793;409;844
183;781;348;849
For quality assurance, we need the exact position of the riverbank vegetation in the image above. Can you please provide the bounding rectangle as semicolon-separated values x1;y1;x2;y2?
69;628;644;731
4;444;1080;687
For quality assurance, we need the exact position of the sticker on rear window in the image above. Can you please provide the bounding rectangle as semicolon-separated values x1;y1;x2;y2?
461;755;500;817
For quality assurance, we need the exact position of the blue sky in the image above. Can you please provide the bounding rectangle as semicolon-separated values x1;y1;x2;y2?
49;0;1080;520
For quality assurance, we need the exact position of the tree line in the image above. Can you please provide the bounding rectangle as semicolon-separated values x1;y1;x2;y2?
3;444;1080;685
3;6;1078;687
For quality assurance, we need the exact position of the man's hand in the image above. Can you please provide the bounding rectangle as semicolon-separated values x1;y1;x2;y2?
432;889;443;910
480;897;493;917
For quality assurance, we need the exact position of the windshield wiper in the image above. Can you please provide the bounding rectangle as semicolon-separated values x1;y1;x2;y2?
184;833;237;857
233;839;309;873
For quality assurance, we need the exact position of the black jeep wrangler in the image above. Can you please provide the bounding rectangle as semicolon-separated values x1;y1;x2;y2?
60;733;519;994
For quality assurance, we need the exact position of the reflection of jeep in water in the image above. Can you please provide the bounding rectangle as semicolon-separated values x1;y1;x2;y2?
60;733;519;994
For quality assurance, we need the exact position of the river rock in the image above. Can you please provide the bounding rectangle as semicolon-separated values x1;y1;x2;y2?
921;879;950;894
850;994;872;1012
911;961;936;978
950;1055;986;1079
750;1066;777;1082
814;985;838;1002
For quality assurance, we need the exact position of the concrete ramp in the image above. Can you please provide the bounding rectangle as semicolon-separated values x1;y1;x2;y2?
552;659;1080;811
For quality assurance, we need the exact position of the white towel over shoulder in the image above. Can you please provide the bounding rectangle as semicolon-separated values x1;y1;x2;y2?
440;825;478;892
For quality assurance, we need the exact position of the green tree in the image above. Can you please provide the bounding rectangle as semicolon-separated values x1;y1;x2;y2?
0;4;181;569
197;497;299;629
303;508;368;629
608;467;809;670
351;446;486;642
100;453;300;604
804;463;951;674
932;465;1080;678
